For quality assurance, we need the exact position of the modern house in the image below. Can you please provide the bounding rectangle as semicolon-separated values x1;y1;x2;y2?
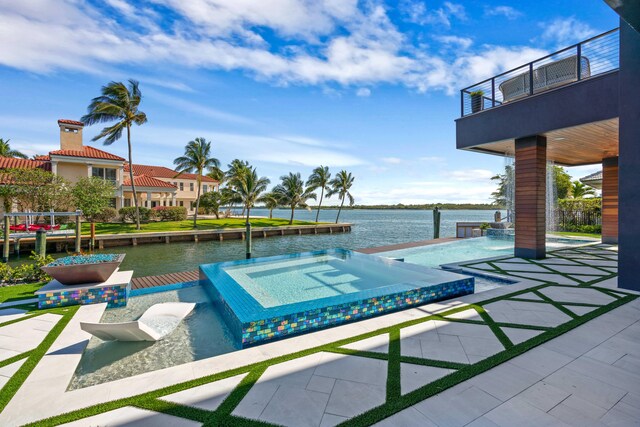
455;5;639;292
0;119;218;214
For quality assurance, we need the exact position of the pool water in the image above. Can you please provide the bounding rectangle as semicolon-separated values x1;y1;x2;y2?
375;236;591;268
69;285;238;390
224;253;441;308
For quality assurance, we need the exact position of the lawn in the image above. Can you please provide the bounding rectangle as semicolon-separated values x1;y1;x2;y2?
551;231;602;240
0;282;42;303
81;217;320;235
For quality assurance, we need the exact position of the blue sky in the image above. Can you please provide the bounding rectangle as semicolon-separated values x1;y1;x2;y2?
0;0;619;204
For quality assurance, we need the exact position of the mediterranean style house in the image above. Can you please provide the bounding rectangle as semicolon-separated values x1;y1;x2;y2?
0;119;218;214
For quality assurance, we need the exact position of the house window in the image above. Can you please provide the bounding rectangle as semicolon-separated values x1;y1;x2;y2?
169;200;173;207
190;201;195;209
179;201;184;207
179;182;184;191
109;198;117;208
92;167;117;183
203;185;208;193
190;183;194;192
163;200;167;207
124;199;131;207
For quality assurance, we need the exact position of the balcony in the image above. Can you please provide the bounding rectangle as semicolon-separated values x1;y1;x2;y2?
460;28;619;117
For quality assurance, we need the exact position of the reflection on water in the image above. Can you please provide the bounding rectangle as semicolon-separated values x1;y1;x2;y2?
69;285;238;389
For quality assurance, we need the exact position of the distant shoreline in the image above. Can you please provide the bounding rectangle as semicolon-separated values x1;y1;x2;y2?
251;204;502;211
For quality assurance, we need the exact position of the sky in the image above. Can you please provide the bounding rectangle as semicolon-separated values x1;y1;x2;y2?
0;0;619;205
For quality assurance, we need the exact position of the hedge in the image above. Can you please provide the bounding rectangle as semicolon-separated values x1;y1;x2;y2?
152;206;187;221
118;207;154;223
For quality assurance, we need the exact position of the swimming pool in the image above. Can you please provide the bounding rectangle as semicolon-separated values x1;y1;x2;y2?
69;283;238;389
374;236;593;268
201;249;474;347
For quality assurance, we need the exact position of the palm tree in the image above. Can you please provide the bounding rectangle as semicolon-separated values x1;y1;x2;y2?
273;172;317;225
571;180;597;198
226;159;250;215
0;139;27;159
174;137;221;227
207;166;226;187
229;167;270;222
81;79;147;230
327;170;355;223
261;192;280;219
306;166;331;223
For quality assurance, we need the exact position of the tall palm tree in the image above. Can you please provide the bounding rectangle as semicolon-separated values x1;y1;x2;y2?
306;166;331;223
327;170;355;223
226;159;250;216
81;79;147;229
571;181;597;198
0;139;27;159
229;167;270;222
174;137;221;227
207;166;226;187
273;172;317;225
261;192;280;219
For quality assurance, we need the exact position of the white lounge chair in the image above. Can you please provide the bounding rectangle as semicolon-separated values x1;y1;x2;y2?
80;302;196;342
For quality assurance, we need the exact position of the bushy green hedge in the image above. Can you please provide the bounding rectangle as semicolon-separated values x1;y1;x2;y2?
562;224;602;234
153;206;187;221
118;207;155;223
93;207;118;223
0;252;53;284
557;197;601;214
557;197;601;232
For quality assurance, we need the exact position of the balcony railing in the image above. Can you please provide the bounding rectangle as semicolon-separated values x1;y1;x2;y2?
460;28;619;117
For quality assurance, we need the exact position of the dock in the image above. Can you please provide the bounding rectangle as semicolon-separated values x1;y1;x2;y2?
4;223;353;254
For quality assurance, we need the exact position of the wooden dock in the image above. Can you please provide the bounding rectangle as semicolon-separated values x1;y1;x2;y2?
131;270;199;290
4;223;353;254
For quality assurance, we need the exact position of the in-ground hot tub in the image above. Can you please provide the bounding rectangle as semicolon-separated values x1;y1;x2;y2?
200;249;474;347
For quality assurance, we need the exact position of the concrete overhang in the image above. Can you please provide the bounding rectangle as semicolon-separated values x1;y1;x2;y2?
456;71;620;166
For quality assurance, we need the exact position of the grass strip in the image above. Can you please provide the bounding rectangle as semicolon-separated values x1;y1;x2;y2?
326;347;389;361
0;312;45;328
399;356;467;370
493;322;552;331
0;305;78;414
473;305;513;349
214;367;267;418
591;286;628;300
0;350;31;369
340;293;637;427
386;329;401;401
531;290;579;319
506;297;602;308
133;399;216;424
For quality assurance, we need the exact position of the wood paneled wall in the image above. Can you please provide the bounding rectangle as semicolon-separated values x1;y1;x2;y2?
515;135;547;259
602;157;619;244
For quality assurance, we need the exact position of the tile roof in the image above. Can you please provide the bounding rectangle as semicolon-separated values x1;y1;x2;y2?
125;164;218;182
58;119;84;126
0;156;51;171
49;146;125;161
33;155;50;161
123;174;177;189
579;171;602;182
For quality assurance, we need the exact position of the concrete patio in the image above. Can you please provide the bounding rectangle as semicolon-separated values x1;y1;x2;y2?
0;244;638;426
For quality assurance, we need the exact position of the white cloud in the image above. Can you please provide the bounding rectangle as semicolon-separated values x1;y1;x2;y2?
402;1;467;28
538;17;598;48
356;87;371;97
381;157;403;164
419;156;446;163
484;6;522;20
0;1;551;95
446;169;494;181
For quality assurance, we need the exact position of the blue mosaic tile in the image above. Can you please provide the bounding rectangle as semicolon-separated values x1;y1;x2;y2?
37;283;130;309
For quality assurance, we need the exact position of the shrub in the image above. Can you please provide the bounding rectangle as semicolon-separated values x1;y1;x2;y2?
119;206;154;223
0;252;53;284
152;206;187;221
562;224;602;234
93;207;118;223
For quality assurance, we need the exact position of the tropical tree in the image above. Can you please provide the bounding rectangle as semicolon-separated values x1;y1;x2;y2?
198;191;226;219
327;170;355;223
174;137;221;227
207;166;226;186
570;180;597;198
273;172;317;224
229;167;270;222
260;191;280;219
0;139;27;159
553;166;572;199
226;159;250;215
306;166;331;223
72;177;116;248
81;79;147;230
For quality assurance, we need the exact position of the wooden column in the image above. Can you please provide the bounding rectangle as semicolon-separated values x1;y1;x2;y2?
602;157;618;244
514;135;547;259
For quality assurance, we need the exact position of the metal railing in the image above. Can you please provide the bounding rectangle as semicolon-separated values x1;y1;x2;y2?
460;28;619;117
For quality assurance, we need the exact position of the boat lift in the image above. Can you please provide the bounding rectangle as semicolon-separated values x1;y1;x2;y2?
2;210;83;262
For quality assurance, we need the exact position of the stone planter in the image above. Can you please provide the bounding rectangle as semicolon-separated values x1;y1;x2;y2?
41;254;125;285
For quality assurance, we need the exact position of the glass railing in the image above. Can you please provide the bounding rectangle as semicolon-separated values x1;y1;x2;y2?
460;28;619;117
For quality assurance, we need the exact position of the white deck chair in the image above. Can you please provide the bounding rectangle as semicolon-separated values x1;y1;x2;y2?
80;302;196;342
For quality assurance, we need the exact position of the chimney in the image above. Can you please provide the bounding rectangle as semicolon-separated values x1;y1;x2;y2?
58;119;84;150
